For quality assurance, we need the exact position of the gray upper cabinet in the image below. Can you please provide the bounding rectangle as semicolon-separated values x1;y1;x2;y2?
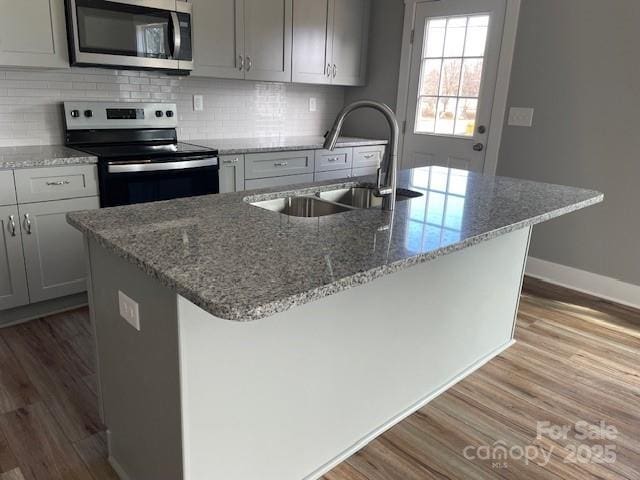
292;0;332;84
0;206;29;311
192;0;245;79
19;197;99;304
0;0;69;68
292;0;370;86
219;155;245;193
244;0;292;82
192;0;292;82
330;0;370;86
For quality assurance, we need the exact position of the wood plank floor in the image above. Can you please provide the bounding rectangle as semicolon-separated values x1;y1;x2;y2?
0;277;638;479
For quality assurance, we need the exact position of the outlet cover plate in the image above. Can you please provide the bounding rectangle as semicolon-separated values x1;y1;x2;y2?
119;291;140;331
193;95;204;112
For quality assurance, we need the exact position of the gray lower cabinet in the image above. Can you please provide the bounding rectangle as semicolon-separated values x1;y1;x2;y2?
0;0;69;68
315;148;353;172
352;166;379;177
245;150;314;180
18;197;99;304
219;155;245;193
0;171;16;206
0;205;29;311
245;174;314;190
314;170;351;182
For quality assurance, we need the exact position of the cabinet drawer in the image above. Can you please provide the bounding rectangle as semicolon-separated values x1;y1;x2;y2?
315;148;353;172
0;171;16;206
314;170;351;182
352;166;379;178
14;165;98;203
245;151;314;180
245;174;314;191
353;145;386;169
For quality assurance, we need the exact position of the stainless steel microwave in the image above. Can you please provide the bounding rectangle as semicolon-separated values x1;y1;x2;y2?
65;0;193;73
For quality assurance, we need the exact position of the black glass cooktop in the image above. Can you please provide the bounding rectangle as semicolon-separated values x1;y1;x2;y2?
76;142;218;162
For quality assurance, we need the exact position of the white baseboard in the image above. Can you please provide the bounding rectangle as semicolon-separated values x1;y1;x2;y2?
526;257;640;310
305;340;516;480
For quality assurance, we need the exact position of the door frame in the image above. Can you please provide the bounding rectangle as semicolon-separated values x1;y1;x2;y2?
396;0;521;175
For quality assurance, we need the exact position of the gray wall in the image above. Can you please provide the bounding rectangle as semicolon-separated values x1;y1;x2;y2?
342;0;405;139
498;0;640;286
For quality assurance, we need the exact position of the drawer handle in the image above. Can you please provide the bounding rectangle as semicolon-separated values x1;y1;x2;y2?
23;214;32;235
274;161;288;167
223;158;240;164
46;180;71;186
363;154;377;159
238;55;244;71
8;215;16;237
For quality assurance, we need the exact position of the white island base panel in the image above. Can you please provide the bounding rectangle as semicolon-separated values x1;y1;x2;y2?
88;227;531;480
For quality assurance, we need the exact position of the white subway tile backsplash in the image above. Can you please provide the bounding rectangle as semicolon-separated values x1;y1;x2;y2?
0;67;345;147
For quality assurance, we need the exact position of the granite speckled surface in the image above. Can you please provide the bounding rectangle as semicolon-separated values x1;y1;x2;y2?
0;145;98;170
189;136;387;154
67;166;603;322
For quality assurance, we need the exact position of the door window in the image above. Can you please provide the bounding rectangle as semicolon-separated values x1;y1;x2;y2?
414;15;490;137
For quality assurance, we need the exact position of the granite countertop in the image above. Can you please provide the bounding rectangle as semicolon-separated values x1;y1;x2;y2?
67;166;603;322
189;136;387;155
0;145;98;170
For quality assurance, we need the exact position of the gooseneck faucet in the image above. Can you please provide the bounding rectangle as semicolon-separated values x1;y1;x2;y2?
323;100;399;211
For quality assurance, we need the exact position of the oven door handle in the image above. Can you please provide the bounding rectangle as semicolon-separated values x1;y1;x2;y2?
171;12;182;59
107;158;218;174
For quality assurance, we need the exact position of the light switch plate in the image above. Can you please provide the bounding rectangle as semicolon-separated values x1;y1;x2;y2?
508;107;534;127
309;97;317;112
193;95;204;112
119;291;140;331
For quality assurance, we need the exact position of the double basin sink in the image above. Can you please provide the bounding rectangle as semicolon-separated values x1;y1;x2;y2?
250;186;423;218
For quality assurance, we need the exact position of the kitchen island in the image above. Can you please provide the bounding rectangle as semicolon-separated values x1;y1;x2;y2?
68;166;602;480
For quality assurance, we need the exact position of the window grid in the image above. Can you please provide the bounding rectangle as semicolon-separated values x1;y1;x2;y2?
414;14;489;138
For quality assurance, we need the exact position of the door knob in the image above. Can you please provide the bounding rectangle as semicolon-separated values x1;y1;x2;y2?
473;143;484;152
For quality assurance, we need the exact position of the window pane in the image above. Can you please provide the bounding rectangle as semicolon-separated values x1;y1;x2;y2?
443;17;467;57
454;98;478;136
439;58;462;96
419;59;442;96
424;18;446;58
448;170;469;195
430;167;449;191
460;58;483;97
464;16;489;56
435;98;457;134
415;97;437;133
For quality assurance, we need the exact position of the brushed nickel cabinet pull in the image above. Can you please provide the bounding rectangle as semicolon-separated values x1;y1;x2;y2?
46;180;70;186
238;55;244;71
23;213;32;235
274;161;288;167
8;215;16;237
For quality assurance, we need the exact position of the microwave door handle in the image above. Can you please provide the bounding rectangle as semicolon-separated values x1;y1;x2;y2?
171;12;181;59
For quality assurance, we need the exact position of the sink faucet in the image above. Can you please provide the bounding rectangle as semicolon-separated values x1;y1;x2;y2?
323;100;399;211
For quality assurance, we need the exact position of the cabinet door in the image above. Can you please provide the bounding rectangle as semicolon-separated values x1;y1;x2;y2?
19;197;99;304
0;206;29;311
219;155;245;193
0;0;68;68
244;0;293;82
192;0;245;79
314;170;351;182
292;0;331;84
245;150;314;179
330;0;370;86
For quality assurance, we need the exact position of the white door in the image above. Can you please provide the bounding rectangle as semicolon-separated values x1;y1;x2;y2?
403;0;506;172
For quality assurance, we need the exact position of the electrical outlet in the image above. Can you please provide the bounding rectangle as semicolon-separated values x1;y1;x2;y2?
309;97;317;112
193;95;204;112
508;107;534;127
119;291;140;331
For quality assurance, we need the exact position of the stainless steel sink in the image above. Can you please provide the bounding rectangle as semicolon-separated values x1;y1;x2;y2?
317;187;423;209
250;196;352;217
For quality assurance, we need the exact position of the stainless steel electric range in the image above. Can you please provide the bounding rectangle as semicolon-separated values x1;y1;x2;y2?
64;101;218;208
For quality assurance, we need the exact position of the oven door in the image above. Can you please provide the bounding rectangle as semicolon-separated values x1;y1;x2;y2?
66;0;193;71
100;157;219;207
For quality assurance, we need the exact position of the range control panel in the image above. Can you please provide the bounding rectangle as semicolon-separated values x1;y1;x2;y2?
64;102;178;130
